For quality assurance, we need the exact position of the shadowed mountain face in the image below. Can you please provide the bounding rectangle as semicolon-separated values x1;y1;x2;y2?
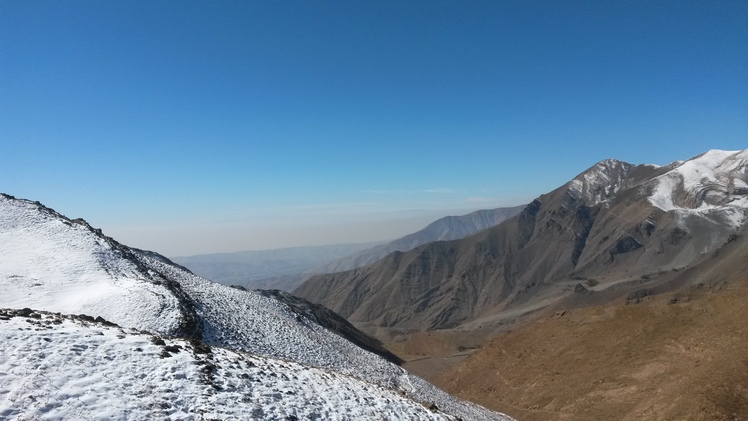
436;220;748;420
295;150;748;335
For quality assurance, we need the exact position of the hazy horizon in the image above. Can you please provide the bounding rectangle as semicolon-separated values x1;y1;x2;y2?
2;1;746;256
160;202;528;258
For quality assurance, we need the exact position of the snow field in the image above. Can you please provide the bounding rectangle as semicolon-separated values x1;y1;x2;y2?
0;310;451;420
0;196;183;334
648;149;748;228
142;255;503;420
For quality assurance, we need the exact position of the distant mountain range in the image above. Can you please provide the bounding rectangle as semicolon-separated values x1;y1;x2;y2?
173;206;524;291
0;193;507;420
295;150;748;337
320;206;525;273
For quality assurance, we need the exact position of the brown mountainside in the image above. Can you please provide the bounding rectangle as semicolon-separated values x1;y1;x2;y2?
295;151;748;338
436;278;748;421
436;223;748;420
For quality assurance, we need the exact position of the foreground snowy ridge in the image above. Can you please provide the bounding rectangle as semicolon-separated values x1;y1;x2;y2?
0;194;508;420
0;309;455;420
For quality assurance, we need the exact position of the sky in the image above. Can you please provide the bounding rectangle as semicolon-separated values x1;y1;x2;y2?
1;1;746;256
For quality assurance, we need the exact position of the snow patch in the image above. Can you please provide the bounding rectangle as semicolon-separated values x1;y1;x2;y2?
0;197;182;334
647;149;748;229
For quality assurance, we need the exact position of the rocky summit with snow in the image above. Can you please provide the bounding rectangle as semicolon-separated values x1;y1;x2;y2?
0;193;508;420
569;149;748;226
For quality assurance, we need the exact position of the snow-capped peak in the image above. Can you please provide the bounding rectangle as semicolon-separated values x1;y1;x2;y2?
563;149;748;229
648;149;748;218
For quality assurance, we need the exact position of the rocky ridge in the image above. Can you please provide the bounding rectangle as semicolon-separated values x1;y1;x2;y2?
295;150;748;337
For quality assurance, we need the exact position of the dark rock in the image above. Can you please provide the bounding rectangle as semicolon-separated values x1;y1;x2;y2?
517;200;541;249
571;205;597;266
190;338;212;354
164;345;181;353
636;220;657;237
668;227;689;245
93;316;119;327
574;283;590;294
626;289;653;304
609;235;643;256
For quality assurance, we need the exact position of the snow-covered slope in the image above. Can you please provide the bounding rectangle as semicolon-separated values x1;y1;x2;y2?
0;309;452;420
647;149;748;227
0;194;507;420
0;197;183;334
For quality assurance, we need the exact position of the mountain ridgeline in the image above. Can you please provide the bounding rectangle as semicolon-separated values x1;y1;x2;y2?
295;150;748;336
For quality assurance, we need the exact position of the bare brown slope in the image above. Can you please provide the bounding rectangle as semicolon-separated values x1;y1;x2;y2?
437;281;748;421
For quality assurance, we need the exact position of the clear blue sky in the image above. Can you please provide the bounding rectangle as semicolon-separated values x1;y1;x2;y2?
1;1;746;256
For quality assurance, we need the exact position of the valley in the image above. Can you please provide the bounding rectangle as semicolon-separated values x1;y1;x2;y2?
4;2;744;419
291;149;748;419
2;149;747;420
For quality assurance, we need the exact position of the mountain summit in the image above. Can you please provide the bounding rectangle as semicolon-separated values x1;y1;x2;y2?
295;150;748;337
